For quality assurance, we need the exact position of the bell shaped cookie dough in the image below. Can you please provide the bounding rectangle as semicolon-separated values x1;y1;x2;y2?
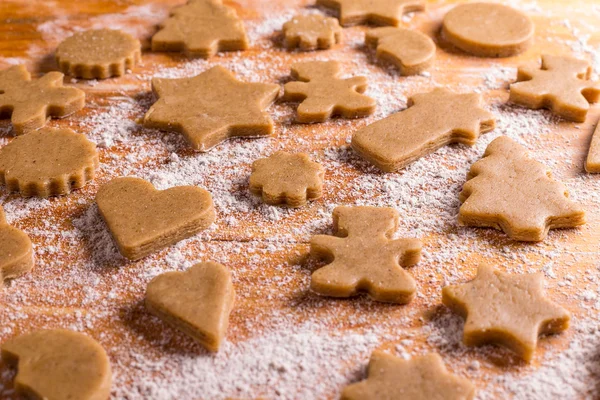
0;206;33;286
442;265;570;362
145;261;235;351
586;120;600;173
317;0;425;27
282;14;342;51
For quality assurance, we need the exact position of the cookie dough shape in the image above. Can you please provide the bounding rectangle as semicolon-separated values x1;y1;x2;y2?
310;206;422;303
0;206;33;286
366;27;435;76
250;151;325;207
342;352;475;400
317;0;425;27
509;55;600;122
282;14;342;51
151;0;248;58
282;61;376;123
0;128;99;197
144;66;279;152
459;136;585;241
145;261;235;351
586;120;600;173
56;29;141;79
96;177;216;260
352;88;495;172
1;329;112;400
0;65;85;135
442;265;570;362
441;3;534;58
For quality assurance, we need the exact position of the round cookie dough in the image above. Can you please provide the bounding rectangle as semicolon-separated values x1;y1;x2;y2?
441;2;534;58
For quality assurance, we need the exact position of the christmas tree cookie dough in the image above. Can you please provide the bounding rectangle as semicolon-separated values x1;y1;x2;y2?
317;0;425;27
282;14;342;51
586;120;600;173
0;205;33;286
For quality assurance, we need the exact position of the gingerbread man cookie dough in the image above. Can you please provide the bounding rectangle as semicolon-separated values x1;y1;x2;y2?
0;205;33;286
586;120;600;173
282;14;342;51
317;0;425;27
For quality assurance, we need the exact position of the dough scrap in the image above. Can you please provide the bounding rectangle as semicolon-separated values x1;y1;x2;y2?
365;27;435;76
282;61;376;123
96;177;216;260
0;65;85;135
509;55;600;122
310;206;422;304
442;265;570;362
0;127;99;197
352;88;495;172
1;329;112;400
56;29;141;79
459;136;585;241
144;66;279;152
0;205;33;286
250;151;324;207
586;119;600;173
342;351;475;400
145;261;235;352
151;0;248;58
441;2;534;58
282;14;342;51
317;0;425;27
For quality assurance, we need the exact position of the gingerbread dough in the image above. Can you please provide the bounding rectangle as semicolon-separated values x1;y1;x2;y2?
509;55;600;122
366;27;435;76
442;265;570;362
317;0;425;27
282;61;376;123
0;206;33;286
352;88;495;172
342;352;475;400
0;128;99;197
586;120;600;173
310;206;422;304
282;14;341;51
152;0;248;58
441;3;534;58
250;151;324;207
145;261;235;351
0;65;85;135
1;329;112;400
56;29;141;79
144;66;279;151
96;177;216;260
459;136;585;241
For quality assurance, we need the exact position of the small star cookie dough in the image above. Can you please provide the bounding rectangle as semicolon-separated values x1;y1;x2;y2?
586;120;600;173
0;205;33;286
317;0;425;27
282;14;342;51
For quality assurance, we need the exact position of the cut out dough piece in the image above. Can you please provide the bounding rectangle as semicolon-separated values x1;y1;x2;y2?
342;352;475;400
586;120;600;172
96;177;216;260
459;136;585;241
441;2;534;57
1;329;112;400
366;27;435;76
509;55;600;122
0;205;33;286
0;127;99;197
250;151;325;207
282;61;376;123
152;0;248;58
56;29;141;79
317;0;425;27
352;88;495;172
442;265;570;362
145;261;235;351
144;65;279;152
0;65;85;135
310;206;422;304
282;14;342;51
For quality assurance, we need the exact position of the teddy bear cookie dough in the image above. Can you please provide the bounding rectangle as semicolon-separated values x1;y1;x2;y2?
442;265;570;362
310;206;422;304
441;2;534;58
0;206;33;286
0;65;84;135
1;329;112;400
317;0;425;27
342;352;475;400
0;128;99;197
459;136;585;241
144;66;279;152
282;14;342;51
586;120;600;173
145;261;235;352
96;177;216;260
352;88;495;172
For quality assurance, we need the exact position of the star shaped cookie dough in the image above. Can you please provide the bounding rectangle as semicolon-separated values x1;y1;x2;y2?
442;265;570;362
143;66;280;151
317;0;425;27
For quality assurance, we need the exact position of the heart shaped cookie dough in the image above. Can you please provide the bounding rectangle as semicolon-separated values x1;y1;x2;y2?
0;205;33;285
145;261;235;351
96;177;216;260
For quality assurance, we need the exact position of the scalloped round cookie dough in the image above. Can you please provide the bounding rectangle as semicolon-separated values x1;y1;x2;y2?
441;2;534;58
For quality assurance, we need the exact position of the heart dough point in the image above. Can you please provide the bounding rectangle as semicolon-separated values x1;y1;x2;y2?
0;206;33;285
